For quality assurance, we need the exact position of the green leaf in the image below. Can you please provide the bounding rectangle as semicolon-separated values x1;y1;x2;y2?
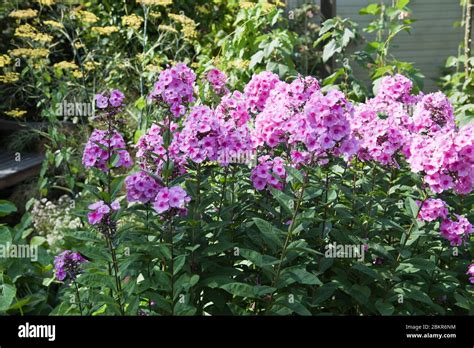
173;254;186;276
375;299;395;315
250;50;265;69
30;236;46;247
134;96;146;111
396;258;437;273
313;283;338;305
275;299;312;316
396;0;410;10
269;187;293;215
0;200;17;217
252;218;284;249
220;282;275;299
0;283;16;312
352;263;382;281
359;3;380;15
348;284;371;305
322;39;338;63
239;248;279;268
0;227;12;245
445;56;458;68
454;293;471;310
281;267;322;285
341;28;355;47
405;197;420;219
403;288;435;305
110;176;125;199
285;166;304;184
77;273;116;290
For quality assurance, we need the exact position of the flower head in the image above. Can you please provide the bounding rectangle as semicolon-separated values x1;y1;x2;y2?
152;186;190;214
82;129;133;171
54;250;87;281
87;200;120;225
149;63;196;117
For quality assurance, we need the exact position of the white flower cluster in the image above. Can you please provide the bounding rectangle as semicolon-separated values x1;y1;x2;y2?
30;195;82;253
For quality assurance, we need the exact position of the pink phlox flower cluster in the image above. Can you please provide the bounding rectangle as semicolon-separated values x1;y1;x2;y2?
136;123;166;166
440;214;473;246
250;156;286;191
206;68;228;94
407;124;474;194
290;150;311;167
244;71;281;112
252;76;320;149
416;198;449;222
152;186;190;214
87;199;120;225
135;123;184;177
173;105;252;166
373;74;416;105
412;92;455;133
303;89;358;161
365;74;419;132
82;129;133;171
149;63;196;117
54;250;87;281
95;89;125;109
351;104;407;166
173;105;220;164
216;91;250;127
125;171;161;203
467;264;474;284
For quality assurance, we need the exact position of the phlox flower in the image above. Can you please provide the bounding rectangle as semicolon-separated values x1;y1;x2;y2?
417;198;449;222
54;250;86;281
125;171;161;203
149;63;196;117
82;129;133;171
244;71;281;112
152;186;190;214
467;264;474;284
94;89;125;109
440;214;473;246
206;68;228;94
87;199;120;225
250;156;286;191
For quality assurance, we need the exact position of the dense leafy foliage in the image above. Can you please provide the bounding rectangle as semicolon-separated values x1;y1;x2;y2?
0;0;472;316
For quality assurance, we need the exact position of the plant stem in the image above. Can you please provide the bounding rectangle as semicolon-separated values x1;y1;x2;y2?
364;163;378;239
464;0;473;78
266;157;313;313
321;167;331;238
396;191;428;262
106;235;124;315
73;280;84;316
168;217;174;315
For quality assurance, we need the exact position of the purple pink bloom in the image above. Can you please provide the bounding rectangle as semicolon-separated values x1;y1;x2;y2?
82;129;133;171
440;214;473;246
94;89;125;109
87;200;120;225
206;68;228;94
54;250;87;281
149;63;196;117
250;156;286;191
125;171;161;203
417;198;449;222
152;186;190;214
467;264;474;284
244;71;281;112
